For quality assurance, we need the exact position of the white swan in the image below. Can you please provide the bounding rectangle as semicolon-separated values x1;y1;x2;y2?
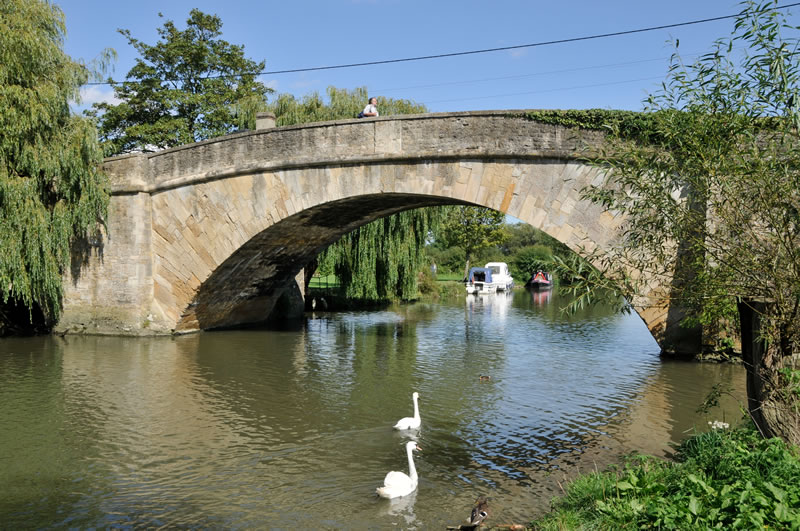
376;441;421;499
393;392;421;430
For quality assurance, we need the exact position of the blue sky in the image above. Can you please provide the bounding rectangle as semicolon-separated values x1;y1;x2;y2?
57;1;798;113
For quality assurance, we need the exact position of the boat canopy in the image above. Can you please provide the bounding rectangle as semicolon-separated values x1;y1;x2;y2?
467;267;493;283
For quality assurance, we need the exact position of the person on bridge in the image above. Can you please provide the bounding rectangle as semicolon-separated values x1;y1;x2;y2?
358;97;379;118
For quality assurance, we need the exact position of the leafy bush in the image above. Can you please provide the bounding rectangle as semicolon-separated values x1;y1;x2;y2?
512;245;553;281
416;269;438;295
532;425;800;529
426;245;466;275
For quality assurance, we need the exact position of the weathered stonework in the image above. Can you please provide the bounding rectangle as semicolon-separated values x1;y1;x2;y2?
57;111;696;352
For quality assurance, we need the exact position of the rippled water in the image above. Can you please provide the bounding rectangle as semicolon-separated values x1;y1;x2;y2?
0;289;745;528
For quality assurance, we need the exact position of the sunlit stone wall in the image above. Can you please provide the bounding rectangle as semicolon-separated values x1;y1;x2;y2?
57;111;691;353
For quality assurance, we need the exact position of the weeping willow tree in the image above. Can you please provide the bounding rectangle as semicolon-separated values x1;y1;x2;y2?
268;86;438;300
321;209;444;300
268;86;426;126
0;0;110;333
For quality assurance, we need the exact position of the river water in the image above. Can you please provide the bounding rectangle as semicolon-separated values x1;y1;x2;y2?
0;288;745;529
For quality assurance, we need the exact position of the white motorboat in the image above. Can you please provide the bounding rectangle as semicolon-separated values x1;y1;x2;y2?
485;262;514;291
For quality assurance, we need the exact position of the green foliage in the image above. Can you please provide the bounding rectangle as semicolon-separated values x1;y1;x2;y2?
535;2;800;362
499;223;565;256
425;244;465;276
779;368;800;400
416;268;438;296
321;208;443;301
512;245;552;281
697;382;738;416
546;253;631;314
0;0;110;328
436;206;506;278
91;9;273;155
522;108;660;143
268;86;426;126
533;425;800;530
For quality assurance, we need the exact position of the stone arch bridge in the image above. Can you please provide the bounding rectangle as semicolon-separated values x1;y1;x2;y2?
57;111;695;353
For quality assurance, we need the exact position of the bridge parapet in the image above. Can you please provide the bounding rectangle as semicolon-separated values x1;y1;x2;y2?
102;111;606;194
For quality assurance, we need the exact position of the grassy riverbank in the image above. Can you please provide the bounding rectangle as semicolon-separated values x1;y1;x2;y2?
308;273;466;308
529;424;800;530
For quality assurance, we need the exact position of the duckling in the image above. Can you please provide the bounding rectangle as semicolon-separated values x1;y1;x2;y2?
478;375;491;382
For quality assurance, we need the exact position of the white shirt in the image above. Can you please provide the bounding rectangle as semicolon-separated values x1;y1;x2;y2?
362;103;378;116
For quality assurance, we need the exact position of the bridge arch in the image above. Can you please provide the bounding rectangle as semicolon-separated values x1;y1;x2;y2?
59;111;686;351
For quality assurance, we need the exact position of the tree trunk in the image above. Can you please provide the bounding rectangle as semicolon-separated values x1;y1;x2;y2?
738;300;800;446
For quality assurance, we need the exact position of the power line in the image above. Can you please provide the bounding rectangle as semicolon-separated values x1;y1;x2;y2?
374;52;707;94
421;76;666;105
85;2;800;86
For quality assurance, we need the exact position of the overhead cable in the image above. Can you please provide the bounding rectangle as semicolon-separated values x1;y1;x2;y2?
85;2;800;86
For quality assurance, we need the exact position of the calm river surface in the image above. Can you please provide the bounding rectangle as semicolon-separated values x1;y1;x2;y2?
0;288;745;529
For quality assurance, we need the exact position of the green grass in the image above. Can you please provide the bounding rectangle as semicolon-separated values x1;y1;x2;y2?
434;272;464;282
307;274;340;289
308;272;464;297
531;424;800;530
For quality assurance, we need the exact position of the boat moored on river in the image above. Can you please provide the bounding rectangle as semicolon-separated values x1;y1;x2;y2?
485;262;514;291
466;267;497;294
528;270;553;289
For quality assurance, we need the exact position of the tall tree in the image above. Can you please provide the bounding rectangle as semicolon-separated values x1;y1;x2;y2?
91;9;272;155
437;206;506;279
269;86;436;301
0;0;110;333
566;0;800;444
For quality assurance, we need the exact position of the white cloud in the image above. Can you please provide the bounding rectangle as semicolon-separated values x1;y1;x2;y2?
79;85;121;107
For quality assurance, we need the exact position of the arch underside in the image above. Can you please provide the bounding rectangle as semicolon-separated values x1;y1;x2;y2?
164;155;635;335
176;193;462;331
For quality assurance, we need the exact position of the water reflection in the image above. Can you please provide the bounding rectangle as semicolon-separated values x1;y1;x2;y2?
528;286;553;306
0;290;746;528
466;291;515;320
378;486;418;526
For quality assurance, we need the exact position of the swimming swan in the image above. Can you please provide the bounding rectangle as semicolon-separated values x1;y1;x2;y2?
393;392;421;430
376;441;421;499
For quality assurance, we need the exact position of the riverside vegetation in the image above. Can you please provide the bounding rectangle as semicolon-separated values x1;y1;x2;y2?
0;0;111;334
528;1;800;526
523;0;800;447
5;1;800;527
530;424;800;530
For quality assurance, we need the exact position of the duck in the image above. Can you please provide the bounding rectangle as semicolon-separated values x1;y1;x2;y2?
478;375;491;382
393;392;421;430
376;441;421;499
468;496;490;527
